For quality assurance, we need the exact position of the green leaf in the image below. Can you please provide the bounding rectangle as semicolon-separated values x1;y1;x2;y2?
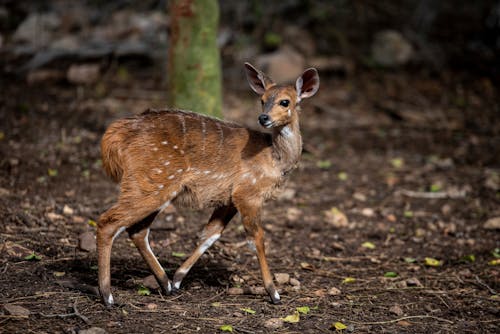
460;254;475;263
296;306;310;314
384;271;398;278
424;257;443;267
404;257;416;263
87;219;97;227
430;183;442;192
24;253;42;261
361;241;376;250
211;302;221;307
219;324;233;332
390;158;404;169
282;311;300;323
316;160;331;169
403;210;413;218
48;168;58;177
337;172;348;181
489;259;500;266
332;321;347;330
137;285;151;296
342;277;356;284
492;248;500;259
90;265;98;271
172;251;186;258
240;307;256;314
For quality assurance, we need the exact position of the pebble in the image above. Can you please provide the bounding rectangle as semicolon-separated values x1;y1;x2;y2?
389;305;404;316
289;278;300;287
263;318;284;329
328;287;341;296
63;204;74;216
78;231;96;252
484;217;500;230
406;277;423;287
274;273;290;285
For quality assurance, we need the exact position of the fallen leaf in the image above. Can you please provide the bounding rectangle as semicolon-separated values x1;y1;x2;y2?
492;248;500;258
384;271;398;278
332;321;347;330
282;311;300;323
424;257;443;267
4;304;30;317
47;168;58;177
300;262;315;271
430;183;442;192
390;158;404;169
389;305;404;316
484;217;500;230
404;257;416;263
403;210;414;218
316;160;331;169
172;251;186;258
219;324;233;332
211;302;222;307
460;254;475;263
240;307;256;314
24;253;42;261
53;271;66;277
137;285;151;296
489;259;500;266
342;277;356;284
87;219;97;227
361;241;376;250
337;172;348;181
324;207;349;228
296;306;310;314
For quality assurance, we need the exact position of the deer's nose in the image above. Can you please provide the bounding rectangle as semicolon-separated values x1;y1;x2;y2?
258;114;270;126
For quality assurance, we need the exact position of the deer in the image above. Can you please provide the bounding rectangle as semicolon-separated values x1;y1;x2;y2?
96;62;320;307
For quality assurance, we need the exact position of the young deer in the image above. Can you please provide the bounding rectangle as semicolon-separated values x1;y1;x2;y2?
97;63;319;306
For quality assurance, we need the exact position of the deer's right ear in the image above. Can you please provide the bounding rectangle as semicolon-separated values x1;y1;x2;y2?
244;62;274;95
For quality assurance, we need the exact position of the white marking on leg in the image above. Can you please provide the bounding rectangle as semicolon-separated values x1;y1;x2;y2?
176;267;189;275
199;233;221;254
107;294;114;305
246;240;256;252
173;281;181;290
167;281;172;293
144;229;164;274
273;291;280;301
112;226;126;242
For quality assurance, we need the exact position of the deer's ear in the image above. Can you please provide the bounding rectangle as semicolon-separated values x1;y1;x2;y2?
244;62;275;95
296;68;320;101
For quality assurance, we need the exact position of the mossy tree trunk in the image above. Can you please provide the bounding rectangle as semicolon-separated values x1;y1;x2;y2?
167;0;222;117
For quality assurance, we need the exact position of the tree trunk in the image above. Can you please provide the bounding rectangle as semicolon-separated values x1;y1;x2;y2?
167;0;222;117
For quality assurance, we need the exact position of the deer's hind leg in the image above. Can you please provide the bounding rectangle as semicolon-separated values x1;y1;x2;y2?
172;205;237;291
97;193;171;307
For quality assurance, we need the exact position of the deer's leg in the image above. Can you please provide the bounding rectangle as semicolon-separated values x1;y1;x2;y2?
172;205;237;291
97;197;166;307
127;211;172;295
237;201;280;304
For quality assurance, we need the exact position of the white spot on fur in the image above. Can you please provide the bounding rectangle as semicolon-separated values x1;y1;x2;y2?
158;184;164;189
180;150;185;155
177;169;183;173
204;170;211;174
153;168;163;174
159;200;171;212
164;161;170;166
171;191;177;197
112;226;126;242
152;147;158;151
168;175;175;180
242;172;251;178
287;109;291;117
186;167;191;172
281;126;293;138
173;145;178;149
161;141;168;145
252;178;257;185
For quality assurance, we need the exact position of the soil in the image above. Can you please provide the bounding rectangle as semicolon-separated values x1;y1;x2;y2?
0;62;499;333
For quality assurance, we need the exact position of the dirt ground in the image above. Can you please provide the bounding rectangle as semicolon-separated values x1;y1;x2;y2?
0;60;499;334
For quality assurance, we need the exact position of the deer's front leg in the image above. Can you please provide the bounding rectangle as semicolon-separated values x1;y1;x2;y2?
238;202;280;304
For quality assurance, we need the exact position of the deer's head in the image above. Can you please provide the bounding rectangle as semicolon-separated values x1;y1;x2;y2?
244;62;320;129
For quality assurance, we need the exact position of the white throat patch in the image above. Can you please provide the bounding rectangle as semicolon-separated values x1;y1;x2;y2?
281;126;293;138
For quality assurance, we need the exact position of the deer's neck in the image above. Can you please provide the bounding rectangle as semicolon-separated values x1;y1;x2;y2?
271;115;302;174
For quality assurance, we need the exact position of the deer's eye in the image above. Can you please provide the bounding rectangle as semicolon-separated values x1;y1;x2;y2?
279;99;290;107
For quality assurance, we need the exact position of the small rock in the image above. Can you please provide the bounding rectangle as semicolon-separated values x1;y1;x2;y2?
46;212;65;222
142;275;160;290
4;304;30;317
324;207;349;228
255;46;305;83
67;64;100;85
72;215;86;224
227;287;244;295
146;303;158;310
484;217;500;230
361;208;375;217
371;30;413;67
389;305;404;316
0;187;10;197
78;231;96;252
277;188;296;201
289;278;300;287
274;273;290;285
78;327;107;334
63;205;74;216
328;287;342;296
406;277;423;287
313;289;326;297
352;192;367;202
263;318;284;330
286;208;302;222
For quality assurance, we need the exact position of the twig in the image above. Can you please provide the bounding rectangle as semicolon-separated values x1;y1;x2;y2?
474;275;497;295
38;299;91;325
350;315;454;325
398;189;466;199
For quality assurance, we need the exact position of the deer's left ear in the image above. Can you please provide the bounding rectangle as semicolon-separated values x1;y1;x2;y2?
245;62;275;95
296;68;320;102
